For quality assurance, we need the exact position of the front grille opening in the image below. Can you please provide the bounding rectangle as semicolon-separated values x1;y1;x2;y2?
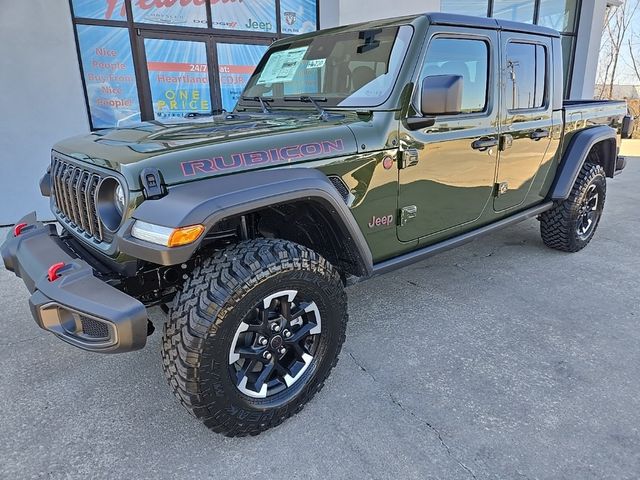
51;156;106;243
80;316;110;340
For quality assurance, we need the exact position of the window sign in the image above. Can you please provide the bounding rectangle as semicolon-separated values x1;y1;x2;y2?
217;43;269;111
210;0;277;33
71;0;127;20
76;25;141;128
440;0;489;17
144;39;211;120
132;0;208;27
280;0;317;35
257;47;308;84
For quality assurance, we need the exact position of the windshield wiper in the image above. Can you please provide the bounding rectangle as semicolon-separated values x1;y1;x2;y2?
241;95;273;114
284;96;330;121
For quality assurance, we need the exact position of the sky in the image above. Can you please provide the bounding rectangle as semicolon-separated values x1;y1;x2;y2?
600;2;640;85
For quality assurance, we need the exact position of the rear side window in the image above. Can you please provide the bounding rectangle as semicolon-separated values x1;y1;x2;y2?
505;42;547;110
420;38;489;114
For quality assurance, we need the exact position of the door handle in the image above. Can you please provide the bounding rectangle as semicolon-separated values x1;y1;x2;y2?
530;129;550;141
471;137;498;151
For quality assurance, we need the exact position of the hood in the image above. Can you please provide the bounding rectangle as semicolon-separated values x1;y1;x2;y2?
53;112;361;189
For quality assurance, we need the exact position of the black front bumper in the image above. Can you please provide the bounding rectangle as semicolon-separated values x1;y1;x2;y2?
1;213;148;353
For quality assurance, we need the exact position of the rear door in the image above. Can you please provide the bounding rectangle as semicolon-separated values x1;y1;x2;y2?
397;27;499;242
494;32;553;211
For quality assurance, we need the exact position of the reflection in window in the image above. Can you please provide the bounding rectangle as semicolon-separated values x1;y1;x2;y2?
505;43;547;110
537;0;577;33
421;38;489;114
440;0;489;17
492;0;534;23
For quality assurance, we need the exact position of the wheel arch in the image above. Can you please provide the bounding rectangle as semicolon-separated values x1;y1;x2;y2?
550;126;617;201
119;168;373;278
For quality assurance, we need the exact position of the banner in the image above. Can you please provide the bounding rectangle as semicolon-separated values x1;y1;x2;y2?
280;0;317;35
132;1;208;27
144;38;211;119
217;43;268;111
76;25;141;128
210;0;276;33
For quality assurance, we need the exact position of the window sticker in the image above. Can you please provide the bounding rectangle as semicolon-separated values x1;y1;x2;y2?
257;46;309;85
306;58;326;69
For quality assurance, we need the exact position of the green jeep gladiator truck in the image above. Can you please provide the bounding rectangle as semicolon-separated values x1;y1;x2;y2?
2;13;631;436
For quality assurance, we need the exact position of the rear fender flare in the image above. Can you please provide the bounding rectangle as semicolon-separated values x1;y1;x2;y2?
550;126;617;200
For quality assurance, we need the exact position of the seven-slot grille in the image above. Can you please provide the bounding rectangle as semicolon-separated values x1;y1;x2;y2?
51;156;105;242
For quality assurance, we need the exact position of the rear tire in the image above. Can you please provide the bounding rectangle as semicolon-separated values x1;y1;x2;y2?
161;239;347;436
539;163;606;252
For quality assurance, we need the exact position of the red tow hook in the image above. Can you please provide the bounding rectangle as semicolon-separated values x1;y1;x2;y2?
48;262;66;282
13;223;28;237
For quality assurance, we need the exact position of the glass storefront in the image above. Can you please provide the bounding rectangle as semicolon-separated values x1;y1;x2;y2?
70;0;318;129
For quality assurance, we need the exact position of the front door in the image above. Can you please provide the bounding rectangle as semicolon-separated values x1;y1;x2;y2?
397;28;499;242
494;32;553;211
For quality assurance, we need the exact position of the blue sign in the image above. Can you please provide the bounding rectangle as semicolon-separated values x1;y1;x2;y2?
144;38;211;119
210;0;277;33
76;25;141;129
280;0;317;35
217;43;269;111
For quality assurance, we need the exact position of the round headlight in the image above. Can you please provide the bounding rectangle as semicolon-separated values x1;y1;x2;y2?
96;177;126;232
114;184;125;215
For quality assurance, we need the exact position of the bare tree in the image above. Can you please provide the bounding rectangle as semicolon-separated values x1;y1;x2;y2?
596;0;640;99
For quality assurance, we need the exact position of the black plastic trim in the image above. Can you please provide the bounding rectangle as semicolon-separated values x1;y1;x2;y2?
1;213;147;353
371;202;553;276
119;168;373;276
550;126;618;200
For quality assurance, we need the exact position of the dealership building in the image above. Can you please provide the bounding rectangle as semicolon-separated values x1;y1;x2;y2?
0;0;619;223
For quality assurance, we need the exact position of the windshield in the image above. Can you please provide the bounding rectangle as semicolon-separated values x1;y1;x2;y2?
240;25;413;109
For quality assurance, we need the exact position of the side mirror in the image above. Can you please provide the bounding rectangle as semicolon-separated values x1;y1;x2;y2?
420;74;463;116
406;74;464;131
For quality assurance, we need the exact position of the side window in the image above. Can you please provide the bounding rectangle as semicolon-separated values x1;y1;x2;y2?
421;38;489;114
505;42;547;110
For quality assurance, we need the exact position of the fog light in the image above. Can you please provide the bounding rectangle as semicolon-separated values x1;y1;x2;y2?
131;221;204;247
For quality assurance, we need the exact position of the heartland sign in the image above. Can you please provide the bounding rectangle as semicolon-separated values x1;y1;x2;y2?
104;0;244;21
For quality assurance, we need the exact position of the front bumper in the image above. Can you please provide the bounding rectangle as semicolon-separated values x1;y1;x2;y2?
1;212;148;353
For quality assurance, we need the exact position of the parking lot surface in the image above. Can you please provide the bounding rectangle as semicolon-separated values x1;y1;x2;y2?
1;160;638;480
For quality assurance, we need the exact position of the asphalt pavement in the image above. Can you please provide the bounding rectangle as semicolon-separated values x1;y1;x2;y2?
1;160;639;480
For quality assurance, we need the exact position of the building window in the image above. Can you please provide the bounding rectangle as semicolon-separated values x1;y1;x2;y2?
75;24;141;128
70;0;319;129
537;0;578;33
440;0;489;17
505;42;547;110
420;37;489;114
492;0;535;23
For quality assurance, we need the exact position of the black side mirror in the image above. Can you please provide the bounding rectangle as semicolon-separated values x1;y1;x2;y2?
406;74;464;131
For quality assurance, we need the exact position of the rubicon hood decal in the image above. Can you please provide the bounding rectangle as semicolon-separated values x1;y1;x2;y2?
180;139;345;177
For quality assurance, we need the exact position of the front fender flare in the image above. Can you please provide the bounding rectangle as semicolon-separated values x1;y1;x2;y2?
118;168;373;276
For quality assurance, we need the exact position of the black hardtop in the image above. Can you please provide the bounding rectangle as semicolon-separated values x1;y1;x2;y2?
271;11;559;48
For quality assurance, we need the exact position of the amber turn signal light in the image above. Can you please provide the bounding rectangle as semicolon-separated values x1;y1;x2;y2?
167;224;205;248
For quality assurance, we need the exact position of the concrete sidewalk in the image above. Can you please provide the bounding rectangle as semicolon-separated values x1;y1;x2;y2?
1;160;639;480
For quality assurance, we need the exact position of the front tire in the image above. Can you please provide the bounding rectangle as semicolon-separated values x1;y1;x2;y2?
539;163;607;252
161;239;347;436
